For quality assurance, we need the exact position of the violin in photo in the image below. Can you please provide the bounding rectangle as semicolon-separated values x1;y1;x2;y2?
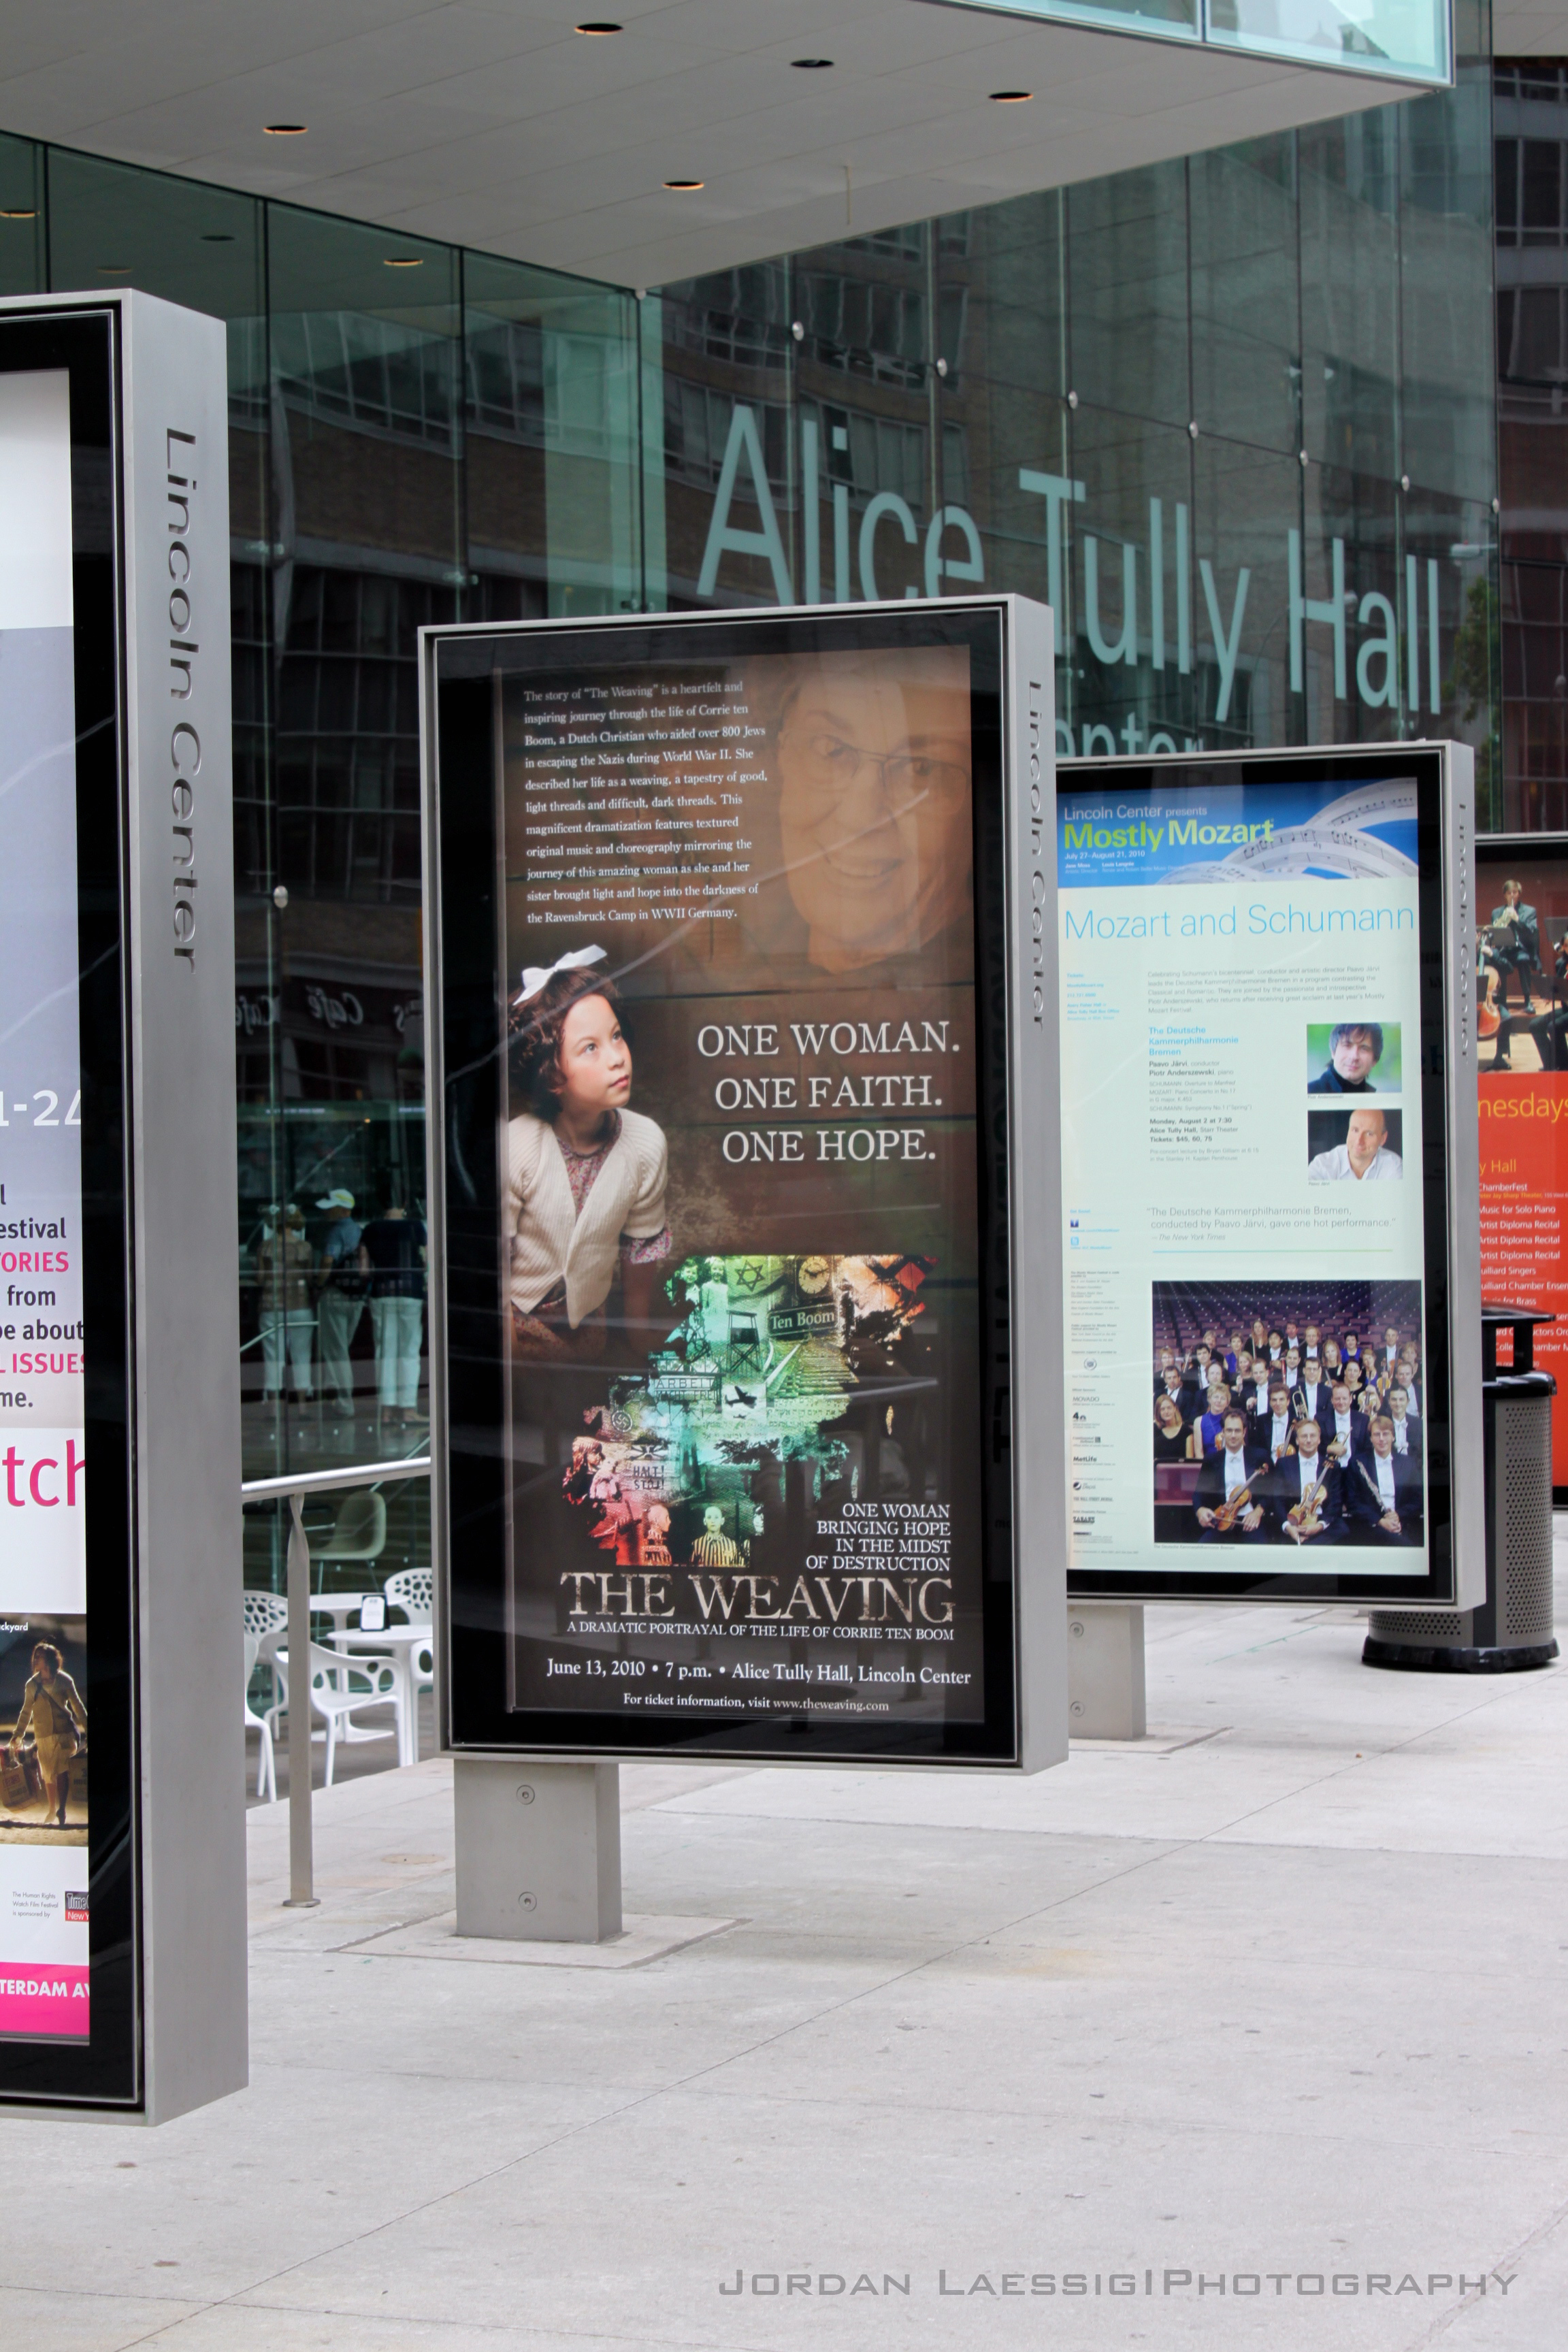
1213;1470;1264;1533
1284;1479;1328;1541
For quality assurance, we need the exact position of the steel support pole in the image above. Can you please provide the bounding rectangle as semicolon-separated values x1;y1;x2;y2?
283;1490;318;1907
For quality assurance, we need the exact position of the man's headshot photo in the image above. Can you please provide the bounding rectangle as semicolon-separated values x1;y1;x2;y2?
1306;1021;1399;1094
1307;1105;1404;1183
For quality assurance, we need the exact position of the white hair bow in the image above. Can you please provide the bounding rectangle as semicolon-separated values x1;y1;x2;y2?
513;943;607;1007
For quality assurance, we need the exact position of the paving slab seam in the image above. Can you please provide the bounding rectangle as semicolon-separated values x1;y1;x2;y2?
1399;2182;1568;2348
1160;1682;1566;1851
129;2287;751;2352
109;1843;1245;2330
628;2082;1568;2163
226;2295;757;2349
93;1930;1039;2336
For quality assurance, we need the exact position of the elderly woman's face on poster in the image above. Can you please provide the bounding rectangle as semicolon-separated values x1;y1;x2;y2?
773;649;971;971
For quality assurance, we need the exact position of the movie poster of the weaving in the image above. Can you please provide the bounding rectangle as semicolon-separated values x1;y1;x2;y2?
497;640;986;1731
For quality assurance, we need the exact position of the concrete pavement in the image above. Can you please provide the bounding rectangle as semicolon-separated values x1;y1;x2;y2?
5;1562;1568;2350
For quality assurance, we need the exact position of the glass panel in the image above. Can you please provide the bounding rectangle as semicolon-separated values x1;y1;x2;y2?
242;1477;433;1798
1205;0;1449;82
0;131;43;295
1190;435;1301;749
1298;109;1401;476
1061;408;1202;754
464;251;642;621
1189;135;1301;455
657;259;796;606
1401;63;1494;506
926;0;1448;80
1497;57;1568;830
1066;161;1191;431
935;195;1064;666
794;229;936;606
934;0;1198;35
243;208;459;1477
44;146;263;318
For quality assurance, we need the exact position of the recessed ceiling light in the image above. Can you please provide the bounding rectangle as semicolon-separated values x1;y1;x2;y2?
263;123;308;135
574;19;623;30
791;58;834;68
384;255;424;267
990;89;1034;102
664;178;704;191
0;208;35;220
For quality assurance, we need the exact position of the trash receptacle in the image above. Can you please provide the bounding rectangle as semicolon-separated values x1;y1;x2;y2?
1363;1304;1558;1673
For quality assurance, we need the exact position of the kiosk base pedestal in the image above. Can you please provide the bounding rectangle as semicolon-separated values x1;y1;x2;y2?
1067;1605;1147;1740
454;1759;623;1943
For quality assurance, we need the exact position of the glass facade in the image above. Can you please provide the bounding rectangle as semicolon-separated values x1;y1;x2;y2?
1495;59;1568;827
0;10;1499;1605
950;0;1451;86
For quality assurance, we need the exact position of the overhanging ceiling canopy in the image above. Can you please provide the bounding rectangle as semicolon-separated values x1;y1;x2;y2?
0;0;1450;287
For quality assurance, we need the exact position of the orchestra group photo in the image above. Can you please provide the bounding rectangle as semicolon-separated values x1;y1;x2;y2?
1152;1281;1426;1550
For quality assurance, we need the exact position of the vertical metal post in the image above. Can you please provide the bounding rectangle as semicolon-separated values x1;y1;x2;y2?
284;1490;318;1906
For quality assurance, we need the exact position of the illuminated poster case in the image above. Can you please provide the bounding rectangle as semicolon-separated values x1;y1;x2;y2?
1058;745;1483;1609
0;295;242;2120
423;599;1066;1769
1475;834;1568;1501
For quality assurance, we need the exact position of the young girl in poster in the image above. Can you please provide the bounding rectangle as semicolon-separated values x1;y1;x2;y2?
506;947;670;1361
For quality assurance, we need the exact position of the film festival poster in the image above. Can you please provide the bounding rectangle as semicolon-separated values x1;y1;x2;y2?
0;364;91;2043
497;636;990;1731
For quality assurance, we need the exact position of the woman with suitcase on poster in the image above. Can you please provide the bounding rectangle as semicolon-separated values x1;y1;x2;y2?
6;1643;86;1831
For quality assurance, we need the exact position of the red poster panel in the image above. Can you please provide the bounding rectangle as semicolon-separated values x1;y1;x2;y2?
1477;842;1568;1490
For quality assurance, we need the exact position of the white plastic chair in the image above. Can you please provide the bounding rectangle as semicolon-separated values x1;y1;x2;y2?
242;1590;289;1639
384;1567;431;1620
275;1640;405;1787
384;1567;434;1704
243;1630;277;1803
244;1590;289;1735
310;1490;387;1586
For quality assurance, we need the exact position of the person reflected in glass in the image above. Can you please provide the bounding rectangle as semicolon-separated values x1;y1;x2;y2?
360;1199;427;1431
312;1188;364;1424
255;1202;315;1406
772;649;973;974
7;1643;86;1831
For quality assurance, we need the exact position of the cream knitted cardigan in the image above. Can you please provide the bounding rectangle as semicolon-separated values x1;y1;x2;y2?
506;1108;668;1329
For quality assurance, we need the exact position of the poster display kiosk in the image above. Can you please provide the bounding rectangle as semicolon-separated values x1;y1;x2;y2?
0;293;243;2118
1473;832;1568;1500
422;598;1066;1782
1058;743;1484;1613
